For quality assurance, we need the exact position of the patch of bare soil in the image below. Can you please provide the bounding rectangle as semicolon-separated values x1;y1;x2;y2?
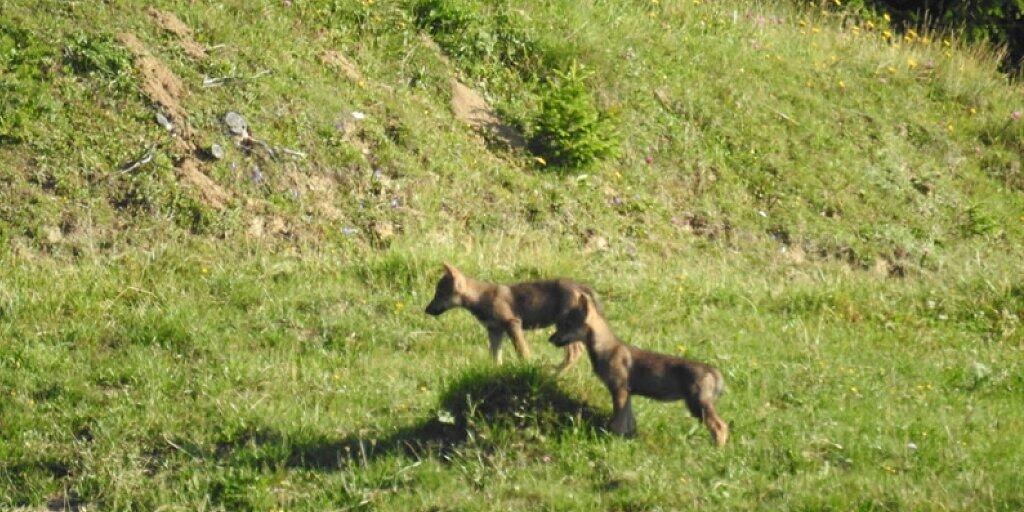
450;78;525;149
148;8;206;59
321;50;363;82
671;212;734;242
177;159;229;210
419;33;450;66
247;215;288;238
118;32;230;211
116;32;190;140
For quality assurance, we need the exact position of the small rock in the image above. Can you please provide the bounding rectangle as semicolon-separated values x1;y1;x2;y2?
436;409;455;425
907;442;918;450
209;144;225;160
971;361;991;380
341;226;358;236
224;111;249;136
250;166;263;184
155;112;174;131
351;111;366;120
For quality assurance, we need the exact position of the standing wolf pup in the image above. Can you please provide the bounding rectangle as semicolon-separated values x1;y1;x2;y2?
549;291;728;445
424;263;597;373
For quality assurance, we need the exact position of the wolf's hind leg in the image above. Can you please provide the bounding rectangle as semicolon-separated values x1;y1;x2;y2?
504;319;532;361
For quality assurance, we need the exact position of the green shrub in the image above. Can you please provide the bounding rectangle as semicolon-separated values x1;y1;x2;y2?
960;204;1002;237
412;0;476;36
528;64;619;169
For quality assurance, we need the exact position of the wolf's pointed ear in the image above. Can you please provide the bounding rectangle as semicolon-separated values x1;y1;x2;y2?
443;263;466;292
577;292;591;313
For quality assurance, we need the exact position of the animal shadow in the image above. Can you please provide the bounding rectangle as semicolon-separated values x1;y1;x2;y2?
217;365;607;471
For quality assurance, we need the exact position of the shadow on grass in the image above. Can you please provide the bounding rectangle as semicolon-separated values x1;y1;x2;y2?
213;365;607;471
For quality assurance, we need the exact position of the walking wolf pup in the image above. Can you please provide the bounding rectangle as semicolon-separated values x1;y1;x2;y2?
549;291;728;445
424;263;597;373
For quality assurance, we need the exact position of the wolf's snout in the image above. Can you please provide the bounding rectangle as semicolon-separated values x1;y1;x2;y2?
549;332;566;346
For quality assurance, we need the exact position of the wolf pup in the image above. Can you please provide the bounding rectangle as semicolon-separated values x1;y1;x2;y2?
424;263;596;373
549;291;728;445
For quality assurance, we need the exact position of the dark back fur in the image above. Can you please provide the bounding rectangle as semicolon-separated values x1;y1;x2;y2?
508;279;599;329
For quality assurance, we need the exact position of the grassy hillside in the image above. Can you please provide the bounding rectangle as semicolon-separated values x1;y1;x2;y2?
2;0;1023;509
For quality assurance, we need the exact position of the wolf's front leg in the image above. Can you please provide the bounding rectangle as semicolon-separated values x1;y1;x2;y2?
487;328;505;365
555;342;585;375
609;388;637;437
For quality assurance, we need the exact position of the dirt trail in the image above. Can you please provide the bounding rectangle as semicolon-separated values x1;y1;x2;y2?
116;32;190;138
117;30;229;210
148;8;207;59
321;50;363;82
450;79;525;149
419;33;524;149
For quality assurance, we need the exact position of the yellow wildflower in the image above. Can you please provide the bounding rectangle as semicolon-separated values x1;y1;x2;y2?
907;57;918;69
883;13;891;22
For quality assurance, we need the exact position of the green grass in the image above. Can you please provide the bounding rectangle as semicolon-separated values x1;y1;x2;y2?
2;0;1023;509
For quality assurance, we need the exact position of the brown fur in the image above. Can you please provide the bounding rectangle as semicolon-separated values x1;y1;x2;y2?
549;292;728;445
424;263;594;372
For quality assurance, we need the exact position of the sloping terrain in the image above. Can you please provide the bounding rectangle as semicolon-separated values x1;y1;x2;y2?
1;0;1022;509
